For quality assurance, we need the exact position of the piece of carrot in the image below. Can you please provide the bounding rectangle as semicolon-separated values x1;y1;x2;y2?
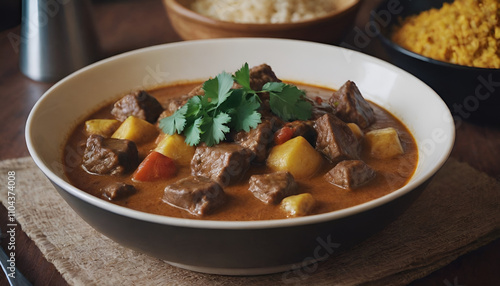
132;151;177;182
274;126;294;145
314;96;323;104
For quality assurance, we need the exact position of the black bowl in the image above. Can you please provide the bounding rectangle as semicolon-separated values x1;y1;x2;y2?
373;0;500;125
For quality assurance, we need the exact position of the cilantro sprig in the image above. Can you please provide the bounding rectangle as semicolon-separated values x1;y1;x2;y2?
159;63;312;146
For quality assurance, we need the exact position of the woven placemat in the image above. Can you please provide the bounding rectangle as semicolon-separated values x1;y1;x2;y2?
1;157;499;285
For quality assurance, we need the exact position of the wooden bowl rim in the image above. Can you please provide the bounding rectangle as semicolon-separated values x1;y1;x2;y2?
165;0;361;31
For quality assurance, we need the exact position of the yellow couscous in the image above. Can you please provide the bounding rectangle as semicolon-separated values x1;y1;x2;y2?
391;0;500;69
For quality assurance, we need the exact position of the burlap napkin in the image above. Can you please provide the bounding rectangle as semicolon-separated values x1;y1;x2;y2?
1;157;499;286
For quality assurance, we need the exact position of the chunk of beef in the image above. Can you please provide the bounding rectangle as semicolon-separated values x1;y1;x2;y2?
249;171;298;204
276;120;317;146
163;176;225;216
314;113;359;163
82;134;139;175
258;100;285;131
111;90;164;123
102;182;136;200
157;94;192;122
329;81;375;128
233;120;274;163
248;63;281;91
306;96;336;120
191;143;252;186
324;160;376;190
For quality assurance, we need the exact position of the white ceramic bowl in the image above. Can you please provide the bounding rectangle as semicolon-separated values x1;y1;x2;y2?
26;38;455;275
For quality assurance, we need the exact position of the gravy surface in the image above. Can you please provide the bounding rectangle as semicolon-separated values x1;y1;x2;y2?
64;82;418;221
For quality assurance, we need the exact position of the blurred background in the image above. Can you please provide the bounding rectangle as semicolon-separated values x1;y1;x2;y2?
0;0;21;31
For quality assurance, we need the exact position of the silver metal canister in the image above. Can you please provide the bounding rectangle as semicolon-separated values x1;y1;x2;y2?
19;0;101;82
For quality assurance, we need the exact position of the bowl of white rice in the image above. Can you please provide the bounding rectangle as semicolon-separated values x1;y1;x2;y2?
163;0;361;43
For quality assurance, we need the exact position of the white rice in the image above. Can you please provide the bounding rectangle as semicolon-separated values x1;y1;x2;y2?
190;0;339;23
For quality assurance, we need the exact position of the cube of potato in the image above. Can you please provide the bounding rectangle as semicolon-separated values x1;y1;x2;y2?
364;127;404;158
347;123;363;141
155;133;195;166
267;136;323;178
84;119;121;137
281;193;316;217
112;116;158;144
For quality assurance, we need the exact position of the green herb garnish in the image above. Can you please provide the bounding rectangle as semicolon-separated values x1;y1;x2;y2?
159;63;312;146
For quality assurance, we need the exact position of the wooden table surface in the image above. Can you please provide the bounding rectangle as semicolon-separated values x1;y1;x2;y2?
1;0;499;285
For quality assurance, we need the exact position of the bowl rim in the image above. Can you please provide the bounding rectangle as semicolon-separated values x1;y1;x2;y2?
373;0;500;72
165;0;361;29
26;38;455;230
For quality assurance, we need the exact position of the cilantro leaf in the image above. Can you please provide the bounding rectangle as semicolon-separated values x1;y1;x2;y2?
200;112;231;146
184;96;202;118
293;98;314;121
215;72;234;107
184;117;203;146
235;103;261;132
233;63;252;91
201;77;219;105
262;81;283;93
202;72;233;107
226;90;261;132
265;83;312;121
158;104;187;134
159;62;312;146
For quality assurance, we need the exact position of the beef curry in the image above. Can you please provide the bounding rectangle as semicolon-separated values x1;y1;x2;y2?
63;64;418;221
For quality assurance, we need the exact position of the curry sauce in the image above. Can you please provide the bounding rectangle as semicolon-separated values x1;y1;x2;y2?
63;82;418;221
